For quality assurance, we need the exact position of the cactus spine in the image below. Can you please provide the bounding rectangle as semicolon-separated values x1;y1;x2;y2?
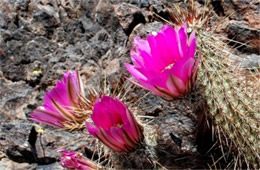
197;30;260;168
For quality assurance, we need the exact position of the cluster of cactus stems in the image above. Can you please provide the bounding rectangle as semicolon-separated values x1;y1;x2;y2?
28;1;260;169
197;31;260;168
164;1;260;168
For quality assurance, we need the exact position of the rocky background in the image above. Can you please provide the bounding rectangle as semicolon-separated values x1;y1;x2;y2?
0;0;259;169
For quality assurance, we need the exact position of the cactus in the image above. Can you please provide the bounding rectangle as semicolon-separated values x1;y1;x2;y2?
197;31;260;168
163;1;260;168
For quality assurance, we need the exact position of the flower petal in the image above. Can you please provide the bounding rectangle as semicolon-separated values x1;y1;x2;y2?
124;63;148;82
154;85;179;100
162;25;182;61
59;150;98;169
124;109;142;142
166;77;182;97
132;36;151;54
125;24;198;99
30;70;88;128
169;74;186;94
192;57;200;85
66;73;79;106
179;23;188;56
30;109;64;127
98;128;125;152
88;127;122;152
87;96;142;152
170;57;194;83
187;31;196;59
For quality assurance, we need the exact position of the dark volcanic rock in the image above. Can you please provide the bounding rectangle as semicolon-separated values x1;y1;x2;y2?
128;21;163;41
36;162;63;170
155;99;198;168
114;2;146;35
0;74;35;120
94;0;118;33
0;121;39;163
0;120;93;165
213;0;260;53
238;54;260;68
0;159;37;170
227;20;260;53
138;93;198;168
219;0;259;21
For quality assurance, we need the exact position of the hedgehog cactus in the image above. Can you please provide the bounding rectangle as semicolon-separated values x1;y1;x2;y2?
166;2;260;168
27;1;260;169
197;32;260;168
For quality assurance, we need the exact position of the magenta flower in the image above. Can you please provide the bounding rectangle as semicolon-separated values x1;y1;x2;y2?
30;70;87;128
59;150;98;170
125;24;199;100
86;96;143;152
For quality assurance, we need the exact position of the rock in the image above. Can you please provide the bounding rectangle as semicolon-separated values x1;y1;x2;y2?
79;16;101;40
36;162;63;170
243;10;260;30
103;57;121;75
32;3;60;25
114;3;146;35
239;54;260;68
25;36;57;61
147;0;168;15
35;128;94;161
128;21;163;41
0;158;37;170
212;0;260;53
227;20;260;53
89;28;113;59
1;29;56;84
219;0;259;21
152;98;197;147
0;120;95;165
94;0;119;34
1;62;27;82
139;93;199;169
0;75;35;120
0;121;39;163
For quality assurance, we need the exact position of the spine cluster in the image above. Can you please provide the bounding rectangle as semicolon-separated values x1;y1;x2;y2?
197;31;260;168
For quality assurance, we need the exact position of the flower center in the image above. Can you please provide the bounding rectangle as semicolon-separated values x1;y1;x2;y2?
114;123;123;128
161;63;174;72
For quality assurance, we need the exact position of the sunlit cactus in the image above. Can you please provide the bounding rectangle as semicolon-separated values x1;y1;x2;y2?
197;33;260;168
163;1;260;168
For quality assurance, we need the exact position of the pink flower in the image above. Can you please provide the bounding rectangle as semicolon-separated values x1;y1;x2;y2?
30;70;87;128
86;96;143;152
59;150;98;170
125;24;199;100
